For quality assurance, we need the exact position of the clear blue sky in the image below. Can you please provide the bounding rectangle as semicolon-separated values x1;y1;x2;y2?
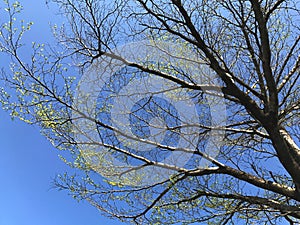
0;1;290;225
0;1;126;225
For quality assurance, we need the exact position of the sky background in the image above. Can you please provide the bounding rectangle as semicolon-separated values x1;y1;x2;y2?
0;1;291;225
0;1;126;225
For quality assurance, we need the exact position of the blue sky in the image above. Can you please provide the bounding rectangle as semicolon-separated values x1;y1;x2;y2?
0;1;126;224
0;1;292;225
0;109;125;225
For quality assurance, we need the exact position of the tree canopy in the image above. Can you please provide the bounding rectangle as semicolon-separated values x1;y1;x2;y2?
0;0;300;224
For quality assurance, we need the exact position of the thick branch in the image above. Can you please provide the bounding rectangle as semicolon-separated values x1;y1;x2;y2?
250;0;279;116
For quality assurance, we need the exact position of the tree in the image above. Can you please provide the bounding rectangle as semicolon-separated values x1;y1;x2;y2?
0;0;300;224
